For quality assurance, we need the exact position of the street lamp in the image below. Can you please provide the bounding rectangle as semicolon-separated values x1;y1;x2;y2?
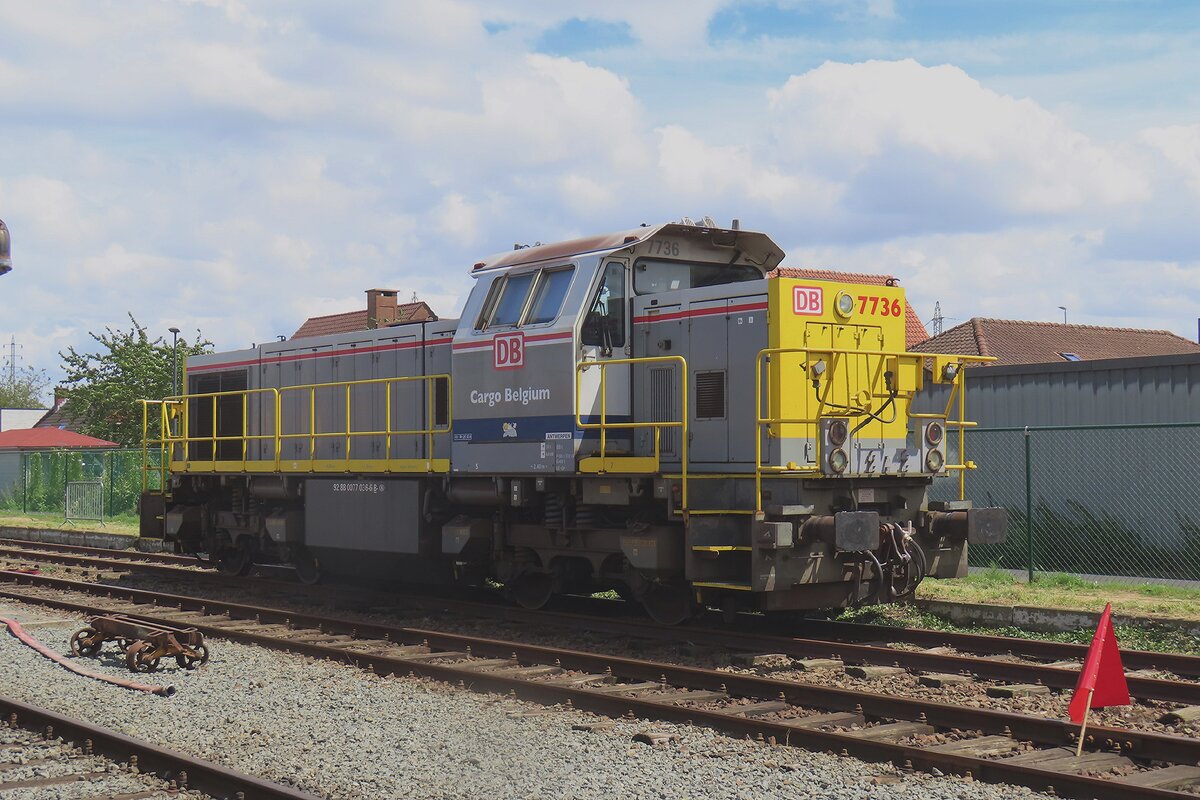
1057;306;1067;324
169;327;180;397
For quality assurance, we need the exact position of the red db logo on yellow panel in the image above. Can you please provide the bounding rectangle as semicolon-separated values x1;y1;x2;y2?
493;332;524;370
792;286;823;316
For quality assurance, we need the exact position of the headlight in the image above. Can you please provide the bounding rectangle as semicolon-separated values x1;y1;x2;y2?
942;363;959;381
925;449;945;472
835;291;855;318
827;448;848;474
925;421;944;446
828;419;848;447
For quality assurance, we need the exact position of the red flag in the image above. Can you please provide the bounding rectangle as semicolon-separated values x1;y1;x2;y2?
1068;603;1131;723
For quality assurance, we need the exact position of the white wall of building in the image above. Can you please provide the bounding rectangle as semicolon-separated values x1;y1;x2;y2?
0;409;49;431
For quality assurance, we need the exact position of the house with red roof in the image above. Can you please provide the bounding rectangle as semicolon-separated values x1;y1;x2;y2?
292;289;436;340
0;428;117;450
911;318;1200;367
0;428;118;507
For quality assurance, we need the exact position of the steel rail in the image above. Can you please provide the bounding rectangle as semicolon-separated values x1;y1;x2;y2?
1;543;1196;702
1;570;1199;784
794;617;1200;676
0;693;319;800
0;537;201;566
0;545;209;579
5;536;1197;677
362;589;1200;684
2;573;1200;796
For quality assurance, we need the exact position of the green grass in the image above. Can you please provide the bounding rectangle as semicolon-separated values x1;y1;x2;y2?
0;510;139;536
920;568;1200;622
830;603;1200;655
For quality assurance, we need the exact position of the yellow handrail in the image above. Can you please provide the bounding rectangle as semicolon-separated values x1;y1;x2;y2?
753;346;990;512
154;374;452;474
574;355;689;512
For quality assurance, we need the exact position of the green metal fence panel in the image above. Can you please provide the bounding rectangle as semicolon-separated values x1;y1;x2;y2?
0;448;160;521
931;424;1200;585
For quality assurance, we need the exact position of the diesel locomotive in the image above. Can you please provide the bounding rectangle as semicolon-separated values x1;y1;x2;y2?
139;221;1007;623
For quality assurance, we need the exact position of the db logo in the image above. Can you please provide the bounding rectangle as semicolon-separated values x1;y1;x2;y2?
792;285;823;316
493;332;524;370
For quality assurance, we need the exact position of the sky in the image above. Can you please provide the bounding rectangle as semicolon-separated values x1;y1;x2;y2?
1;0;1199;400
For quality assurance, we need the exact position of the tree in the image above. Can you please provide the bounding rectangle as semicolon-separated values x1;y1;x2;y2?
0;364;49;408
59;315;213;447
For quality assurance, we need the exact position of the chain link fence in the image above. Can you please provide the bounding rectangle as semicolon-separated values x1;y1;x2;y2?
0;448;160;522
931;423;1200;585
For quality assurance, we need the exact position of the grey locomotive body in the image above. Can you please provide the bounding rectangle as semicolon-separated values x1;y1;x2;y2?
143;222;1005;622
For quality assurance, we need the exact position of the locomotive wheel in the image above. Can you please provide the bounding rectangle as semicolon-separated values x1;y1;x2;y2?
176;643;210;670
70;628;102;657
510;573;554;610
641;583;694;626
126;641;161;673
216;544;254;577
294;548;321;585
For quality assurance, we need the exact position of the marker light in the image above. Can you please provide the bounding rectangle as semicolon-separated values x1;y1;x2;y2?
925;421;944;447
828;448;849;474
925;449;945;472
828;419;849;447
835;291;855;318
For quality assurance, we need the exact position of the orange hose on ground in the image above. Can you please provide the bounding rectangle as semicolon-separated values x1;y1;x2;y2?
1;616;175;697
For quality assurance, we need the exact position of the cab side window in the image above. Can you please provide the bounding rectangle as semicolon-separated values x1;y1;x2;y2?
581;263;626;353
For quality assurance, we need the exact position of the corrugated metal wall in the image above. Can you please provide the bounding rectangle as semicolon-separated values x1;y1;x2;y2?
915;352;1200;426
917;353;1200;582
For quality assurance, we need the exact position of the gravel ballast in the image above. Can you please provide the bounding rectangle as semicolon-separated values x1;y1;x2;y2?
0;600;1048;800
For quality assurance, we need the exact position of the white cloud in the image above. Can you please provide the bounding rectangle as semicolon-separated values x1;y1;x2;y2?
168;43;329;121
431;193;481;244
1140;124;1200;195
767;59;1149;219
0;3;1197;388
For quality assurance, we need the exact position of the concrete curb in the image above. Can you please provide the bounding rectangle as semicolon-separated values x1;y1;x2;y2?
914;598;1200;637
0;525;169;553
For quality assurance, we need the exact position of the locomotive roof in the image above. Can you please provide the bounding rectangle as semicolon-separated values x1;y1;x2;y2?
470;222;784;274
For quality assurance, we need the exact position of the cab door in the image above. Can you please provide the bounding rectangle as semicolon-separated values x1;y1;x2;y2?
577;259;631;457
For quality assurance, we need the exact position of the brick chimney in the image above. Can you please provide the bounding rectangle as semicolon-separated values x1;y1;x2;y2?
53;387;68;411
366;289;398;329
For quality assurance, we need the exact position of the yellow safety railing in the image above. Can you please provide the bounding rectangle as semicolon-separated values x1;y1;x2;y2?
139;399;182;494
575;355;689;512
176;387;281;473
909;356;985;501
754;347;993;512
144;375;452;475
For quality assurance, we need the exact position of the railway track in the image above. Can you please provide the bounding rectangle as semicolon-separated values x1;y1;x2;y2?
2;568;1200;799
0;692;317;799
2;537;1197;703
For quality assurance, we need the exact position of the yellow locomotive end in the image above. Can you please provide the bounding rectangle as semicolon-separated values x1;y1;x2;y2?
763;277;941;481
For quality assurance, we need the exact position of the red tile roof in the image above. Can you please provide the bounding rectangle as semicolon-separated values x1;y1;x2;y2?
292;301;436;340
0;427;117;450
911;318;1200;367
771;267;930;348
